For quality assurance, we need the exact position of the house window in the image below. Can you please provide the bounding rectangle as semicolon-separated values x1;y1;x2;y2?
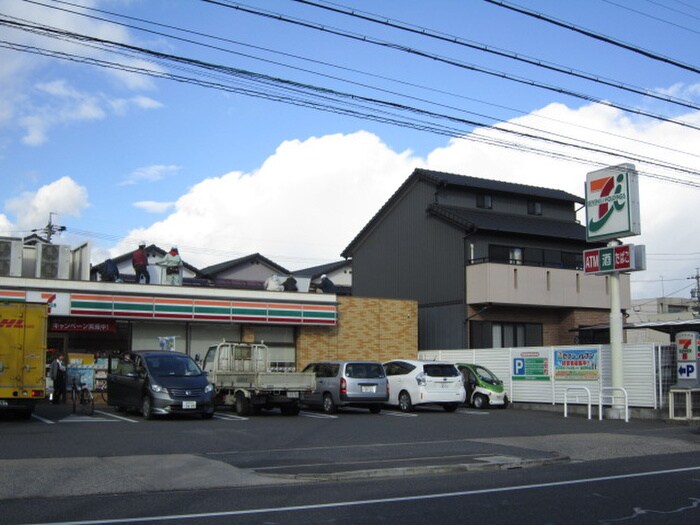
476;194;492;209
489;245;523;265
527;201;543;215
469;321;543;348
510;248;523;265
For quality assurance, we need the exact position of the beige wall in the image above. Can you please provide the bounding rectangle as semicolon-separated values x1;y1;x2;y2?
297;296;417;368
466;263;631;310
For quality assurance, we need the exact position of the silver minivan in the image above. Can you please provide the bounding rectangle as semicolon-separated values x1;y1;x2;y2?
301;361;389;414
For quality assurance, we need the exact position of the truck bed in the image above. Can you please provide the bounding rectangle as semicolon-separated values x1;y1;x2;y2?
210;371;315;391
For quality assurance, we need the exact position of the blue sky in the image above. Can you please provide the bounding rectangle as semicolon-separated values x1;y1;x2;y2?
0;0;699;300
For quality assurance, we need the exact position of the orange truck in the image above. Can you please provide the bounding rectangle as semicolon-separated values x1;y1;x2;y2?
0;302;48;419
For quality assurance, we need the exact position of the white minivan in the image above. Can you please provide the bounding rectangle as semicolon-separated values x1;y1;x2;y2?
383;360;465;412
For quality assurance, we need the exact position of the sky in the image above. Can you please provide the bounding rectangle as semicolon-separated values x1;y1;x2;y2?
0;0;699;301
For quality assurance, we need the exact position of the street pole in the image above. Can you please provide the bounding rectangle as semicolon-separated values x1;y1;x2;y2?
609;241;624;416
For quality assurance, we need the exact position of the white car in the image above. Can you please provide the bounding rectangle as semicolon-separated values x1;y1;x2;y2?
383;360;465;412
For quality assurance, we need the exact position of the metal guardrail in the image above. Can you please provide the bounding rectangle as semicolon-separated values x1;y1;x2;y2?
564;387;592;419
599;387;629;422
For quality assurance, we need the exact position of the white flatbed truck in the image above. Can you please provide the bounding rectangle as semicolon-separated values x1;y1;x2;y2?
201;341;315;416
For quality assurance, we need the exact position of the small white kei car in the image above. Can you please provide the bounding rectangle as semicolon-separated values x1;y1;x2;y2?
383;360;465;412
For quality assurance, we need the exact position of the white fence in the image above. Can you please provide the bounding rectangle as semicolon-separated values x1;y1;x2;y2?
419;343;675;409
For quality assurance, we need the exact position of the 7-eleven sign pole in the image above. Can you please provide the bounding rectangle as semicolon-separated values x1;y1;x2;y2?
608;242;624;393
585;164;643;419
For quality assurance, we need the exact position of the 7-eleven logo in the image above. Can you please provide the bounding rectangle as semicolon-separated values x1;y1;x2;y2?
587;173;626;233
41;293;57;313
678;338;692;360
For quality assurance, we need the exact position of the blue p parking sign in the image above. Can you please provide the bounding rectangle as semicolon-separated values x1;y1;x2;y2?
678;363;697;380
513;358;525;376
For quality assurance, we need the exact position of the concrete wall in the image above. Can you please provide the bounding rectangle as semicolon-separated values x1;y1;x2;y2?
297;296;417;368
466;263;631;310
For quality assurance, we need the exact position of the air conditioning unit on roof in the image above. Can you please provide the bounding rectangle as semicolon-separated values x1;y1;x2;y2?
0;237;23;277
35;243;70;279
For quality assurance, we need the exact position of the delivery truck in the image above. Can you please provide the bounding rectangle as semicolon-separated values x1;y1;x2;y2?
0;302;48;419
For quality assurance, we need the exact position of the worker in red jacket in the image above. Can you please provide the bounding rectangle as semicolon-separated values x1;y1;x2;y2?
132;241;150;284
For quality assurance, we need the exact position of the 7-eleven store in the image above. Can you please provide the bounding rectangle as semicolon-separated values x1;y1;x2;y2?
0;278;336;375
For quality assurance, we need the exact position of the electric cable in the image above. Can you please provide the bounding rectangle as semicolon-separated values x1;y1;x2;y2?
484;0;700;74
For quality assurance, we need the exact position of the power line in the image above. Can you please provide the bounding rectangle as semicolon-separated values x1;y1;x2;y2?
35;0;700;166
25;0;700;167
2;30;697;188
294;0;700;111
484;0;700;74
603;0;700;35
2;16;699;188
201;0;700;133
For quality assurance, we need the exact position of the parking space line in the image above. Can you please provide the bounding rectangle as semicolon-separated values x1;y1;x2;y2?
31;414;55;424
214;413;249;421
300;411;338;419
456;409;490;415
92;409;140;423
59;415;119;423
380;411;418;417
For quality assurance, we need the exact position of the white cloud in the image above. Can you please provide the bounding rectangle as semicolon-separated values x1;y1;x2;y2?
4;176;89;231
119;131;421;267
0;213;14;234
655;82;700;100
0;0;162;145
121;165;181;186
19;115;49;146
131;96;163;110
121;103;700;300
18;80;109;145
133;201;176;214
109;95;163;116
0;0;156;91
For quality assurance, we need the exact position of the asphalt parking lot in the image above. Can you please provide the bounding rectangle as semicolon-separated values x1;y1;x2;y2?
1;400;698;500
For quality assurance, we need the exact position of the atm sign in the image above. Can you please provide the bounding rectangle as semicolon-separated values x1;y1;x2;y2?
584;244;645;274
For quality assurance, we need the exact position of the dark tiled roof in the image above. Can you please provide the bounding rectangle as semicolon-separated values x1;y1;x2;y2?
199;253;289;278
293;260;351;279
342;168;585;257
416;169;584;204
428;204;587;241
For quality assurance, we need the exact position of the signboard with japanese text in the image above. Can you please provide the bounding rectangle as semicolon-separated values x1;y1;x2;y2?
50;318;116;332
554;348;599;380
512;350;550;381
583;244;646;275
585;164;641;241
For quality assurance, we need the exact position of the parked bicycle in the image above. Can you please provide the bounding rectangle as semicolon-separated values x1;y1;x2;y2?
71;376;94;416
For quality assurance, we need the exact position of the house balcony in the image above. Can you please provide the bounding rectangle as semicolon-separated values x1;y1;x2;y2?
465;262;630;309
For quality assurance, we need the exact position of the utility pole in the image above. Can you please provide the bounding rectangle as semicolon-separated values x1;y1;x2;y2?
690;268;700;317
32;212;66;243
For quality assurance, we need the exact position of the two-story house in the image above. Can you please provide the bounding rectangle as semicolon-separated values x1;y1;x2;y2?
342;168;630;350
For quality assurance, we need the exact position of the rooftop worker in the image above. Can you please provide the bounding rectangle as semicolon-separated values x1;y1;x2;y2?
158;246;183;286
132;241;150;284
318;274;336;293
282;275;298;292
101;258;121;283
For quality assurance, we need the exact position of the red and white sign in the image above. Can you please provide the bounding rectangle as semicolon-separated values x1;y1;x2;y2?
584;244;646;274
